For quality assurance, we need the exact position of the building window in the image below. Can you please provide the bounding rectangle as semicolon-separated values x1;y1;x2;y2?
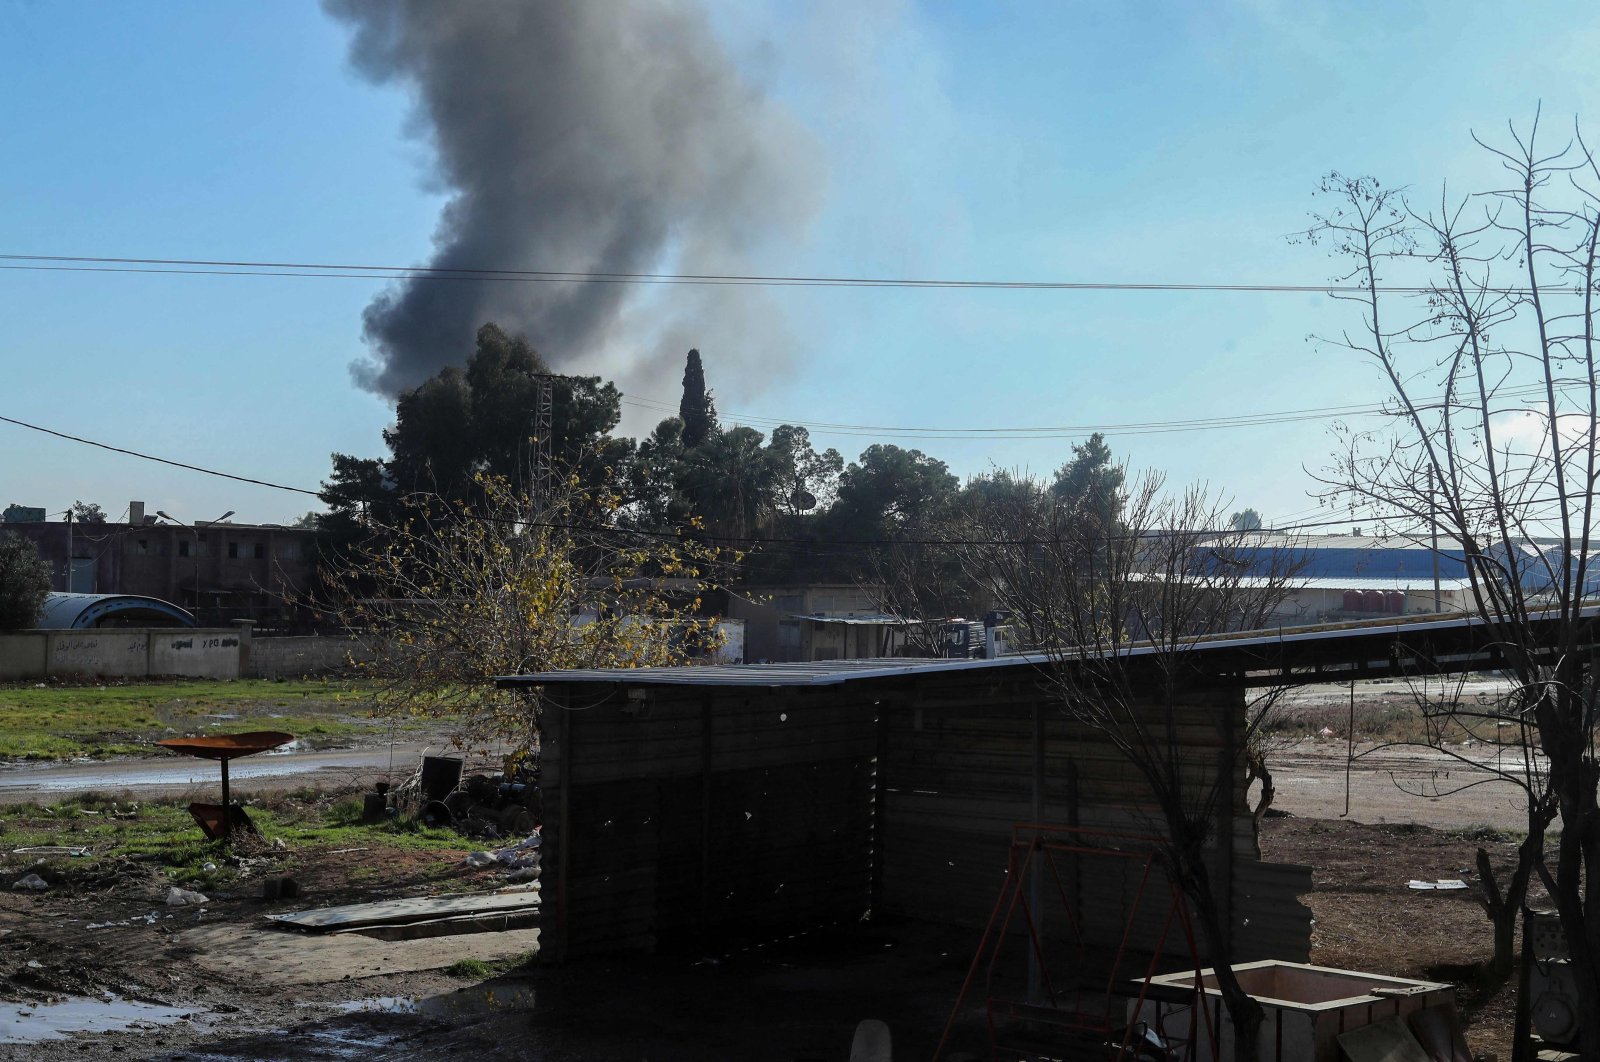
228;542;239;559
135;539;149;556
253;543;265;559
178;540;190;558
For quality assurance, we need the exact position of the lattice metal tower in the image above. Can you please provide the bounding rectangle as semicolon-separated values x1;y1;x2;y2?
531;373;555;513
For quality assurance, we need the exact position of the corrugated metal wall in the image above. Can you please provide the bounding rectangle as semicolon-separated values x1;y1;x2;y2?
876;670;1311;964
536;668;1310;967
538;685;879;961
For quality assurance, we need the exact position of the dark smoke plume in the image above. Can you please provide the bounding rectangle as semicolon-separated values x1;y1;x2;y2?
325;0;821;397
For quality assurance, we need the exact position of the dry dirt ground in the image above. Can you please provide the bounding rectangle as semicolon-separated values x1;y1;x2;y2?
0;743;1541;1060
0;819;1530;1060
1259;815;1526;1061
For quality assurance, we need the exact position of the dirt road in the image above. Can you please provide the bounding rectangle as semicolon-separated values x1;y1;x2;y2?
1268;740;1531;831
0;738;464;803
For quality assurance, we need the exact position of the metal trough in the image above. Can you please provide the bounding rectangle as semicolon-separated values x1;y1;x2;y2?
1129;961;1457;1061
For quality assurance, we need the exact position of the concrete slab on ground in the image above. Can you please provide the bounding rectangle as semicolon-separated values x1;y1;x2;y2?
180;923;540;986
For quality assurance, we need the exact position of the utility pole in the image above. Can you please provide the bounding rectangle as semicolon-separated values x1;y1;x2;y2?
64;510;73;592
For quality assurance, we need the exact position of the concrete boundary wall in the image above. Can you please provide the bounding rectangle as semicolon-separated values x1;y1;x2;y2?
247;636;369;680
0;634;46;681
0;629;242;680
0;630;373;681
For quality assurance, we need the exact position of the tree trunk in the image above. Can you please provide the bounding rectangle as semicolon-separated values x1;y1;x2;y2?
1245;745;1274;830
1476;840;1539;984
1185;858;1263;1062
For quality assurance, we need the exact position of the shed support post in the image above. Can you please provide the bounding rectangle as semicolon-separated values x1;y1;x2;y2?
871;701;890;914
1215;684;1238;958
699;694;713;936
1028;698;1045;1002
543;688;571;964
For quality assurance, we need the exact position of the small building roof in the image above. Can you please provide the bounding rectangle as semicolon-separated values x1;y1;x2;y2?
791;612;912;626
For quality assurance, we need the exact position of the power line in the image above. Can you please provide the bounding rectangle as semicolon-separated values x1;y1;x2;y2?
623;380;1573;442
5;406;1586;552
5;376;1588;538
0;414;322;498
2;250;1594;296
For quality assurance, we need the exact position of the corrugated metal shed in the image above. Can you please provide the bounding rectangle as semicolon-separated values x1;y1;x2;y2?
506;606;1600;966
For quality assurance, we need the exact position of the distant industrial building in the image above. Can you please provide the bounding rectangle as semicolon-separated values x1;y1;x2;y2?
2;500;318;628
1237;531;1599;624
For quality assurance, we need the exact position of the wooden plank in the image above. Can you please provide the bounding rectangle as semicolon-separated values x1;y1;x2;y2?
268;890;541;932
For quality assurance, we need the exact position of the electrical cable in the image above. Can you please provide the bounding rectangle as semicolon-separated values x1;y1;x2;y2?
622;381;1569;441
4;408;1592;548
7;401;1595;553
3;250;1596;296
0;413;322;497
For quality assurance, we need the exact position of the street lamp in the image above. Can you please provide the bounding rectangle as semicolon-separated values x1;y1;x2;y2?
156;510;234;620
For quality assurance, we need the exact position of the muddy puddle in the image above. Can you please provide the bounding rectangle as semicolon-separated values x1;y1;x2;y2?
181;985;540;1060
0;757;327;793
0;993;192;1043
333;985;535;1017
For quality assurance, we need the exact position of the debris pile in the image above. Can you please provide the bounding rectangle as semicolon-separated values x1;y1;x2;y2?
376;755;542;842
463;833;542;883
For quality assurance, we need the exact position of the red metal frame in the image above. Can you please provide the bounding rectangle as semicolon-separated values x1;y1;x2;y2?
933;824;1218;1061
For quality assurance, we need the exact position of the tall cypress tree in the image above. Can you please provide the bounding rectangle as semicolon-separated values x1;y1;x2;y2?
678;348;717;448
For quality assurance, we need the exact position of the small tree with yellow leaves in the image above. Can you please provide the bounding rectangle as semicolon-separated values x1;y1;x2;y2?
332;472;737;757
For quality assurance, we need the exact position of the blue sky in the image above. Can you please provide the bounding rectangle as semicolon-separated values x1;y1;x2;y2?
3;1;1598;528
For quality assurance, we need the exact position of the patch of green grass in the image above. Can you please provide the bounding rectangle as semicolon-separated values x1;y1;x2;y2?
0;679;432;761
445;952;536;979
1447;823;1528;845
0;789;468;894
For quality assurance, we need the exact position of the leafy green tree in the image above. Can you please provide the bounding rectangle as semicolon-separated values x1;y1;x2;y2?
0;533;51;630
678;426;784;539
69;501;107;524
319;454;398;537
678;348;717;448
322;323;627;525
625;417;692;531
831;446;964;644
385;366;477;499
831;444;960;542
767;425;843;518
1229;508;1263;531
1050;432;1124;527
462;323;625;488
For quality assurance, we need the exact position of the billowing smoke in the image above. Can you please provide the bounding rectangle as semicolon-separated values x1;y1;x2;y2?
325;0;822;397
